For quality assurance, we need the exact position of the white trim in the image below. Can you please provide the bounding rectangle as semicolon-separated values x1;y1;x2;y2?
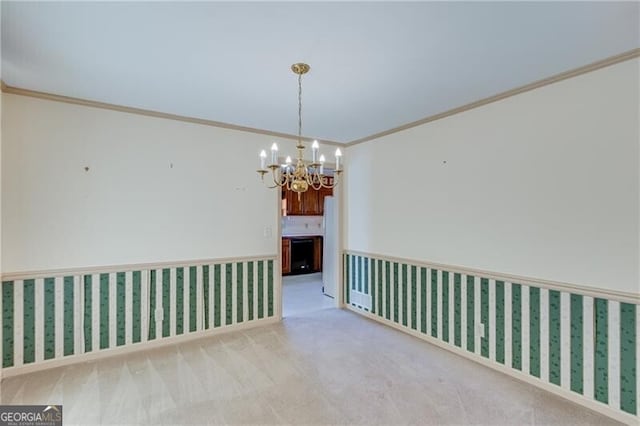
447;273;454;345
108;273;117;349
398;262;404;324
251;261;258;322
436;270;442;339
390;262;396;322
583;295;594;400
196;266;204;331
74;276;83;355
425;268;432;334
416;265;420;330
540;288;549;382
489;278;496;361
415;265;421;330
0;317;280;379
372;258;377;313
382;261;387;319
474;276;481;355
221;263;227;323
261;261;267;319
35;278;44;363
155;270;162;339
13;280;24;367
344;305;637;426
560;291;571;390
406;264;411;324
242;262;248;324
91;274;100;352
608;300;621;410
209;265;216;328
140;270;149;343
461;273;467;349
125;271;133;346
232;262;238;324
343;251;638;304
170;268;176;337
55;277;64;358
522;285;530;375
505;282;512;368
184;266;191;333
1;255;278;282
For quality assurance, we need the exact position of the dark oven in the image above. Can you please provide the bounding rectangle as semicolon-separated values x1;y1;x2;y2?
290;238;315;274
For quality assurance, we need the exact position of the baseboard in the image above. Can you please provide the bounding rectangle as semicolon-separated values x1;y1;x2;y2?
1;317;279;380
345;305;637;426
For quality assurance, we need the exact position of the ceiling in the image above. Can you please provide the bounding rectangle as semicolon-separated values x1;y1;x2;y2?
2;2;638;144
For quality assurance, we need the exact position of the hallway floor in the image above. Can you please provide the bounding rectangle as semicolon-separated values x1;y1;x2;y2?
282;272;335;317
0;302;620;425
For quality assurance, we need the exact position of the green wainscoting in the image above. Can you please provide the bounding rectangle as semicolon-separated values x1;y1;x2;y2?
344;253;638;418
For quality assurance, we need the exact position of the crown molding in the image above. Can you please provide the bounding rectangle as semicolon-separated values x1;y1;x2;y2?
0;83;344;147
3;48;638;149
346;48;640;147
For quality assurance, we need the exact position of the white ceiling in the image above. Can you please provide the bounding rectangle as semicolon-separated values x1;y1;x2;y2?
2;2;638;144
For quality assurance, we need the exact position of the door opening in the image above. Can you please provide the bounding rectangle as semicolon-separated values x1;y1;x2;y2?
280;172;341;318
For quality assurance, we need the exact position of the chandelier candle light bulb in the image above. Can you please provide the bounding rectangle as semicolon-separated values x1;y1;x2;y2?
256;62;342;192
312;140;319;163
335;148;342;171
259;150;267;169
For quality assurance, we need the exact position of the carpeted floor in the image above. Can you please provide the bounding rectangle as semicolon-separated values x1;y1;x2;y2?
0;276;620;425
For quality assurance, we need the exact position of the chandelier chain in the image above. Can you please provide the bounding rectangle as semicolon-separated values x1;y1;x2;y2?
298;73;303;142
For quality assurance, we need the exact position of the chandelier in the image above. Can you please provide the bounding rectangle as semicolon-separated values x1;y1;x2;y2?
257;63;342;195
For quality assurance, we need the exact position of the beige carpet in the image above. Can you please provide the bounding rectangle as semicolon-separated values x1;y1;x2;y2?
0;279;620;425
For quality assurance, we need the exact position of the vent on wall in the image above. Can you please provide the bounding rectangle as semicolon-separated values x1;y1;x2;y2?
350;290;372;310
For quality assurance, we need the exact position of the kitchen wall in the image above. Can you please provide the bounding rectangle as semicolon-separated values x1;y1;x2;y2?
281;215;323;237
1;93;298;273
345;58;639;295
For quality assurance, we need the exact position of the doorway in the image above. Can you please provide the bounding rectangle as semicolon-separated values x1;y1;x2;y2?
280;172;341;318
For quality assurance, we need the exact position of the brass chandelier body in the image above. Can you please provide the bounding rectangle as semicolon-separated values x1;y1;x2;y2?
257;63;342;195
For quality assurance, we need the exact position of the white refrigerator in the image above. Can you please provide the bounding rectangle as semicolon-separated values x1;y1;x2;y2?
322;196;337;298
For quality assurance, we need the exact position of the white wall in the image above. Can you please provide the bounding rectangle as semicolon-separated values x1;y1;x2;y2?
345;58;639;294
1;94;294;273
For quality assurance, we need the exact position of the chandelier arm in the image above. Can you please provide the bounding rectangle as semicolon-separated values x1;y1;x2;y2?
319;174;341;189
310;168;324;190
284;170;293;191
308;173;323;190
270;167;287;188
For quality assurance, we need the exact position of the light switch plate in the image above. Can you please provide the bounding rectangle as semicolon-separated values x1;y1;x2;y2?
477;323;485;339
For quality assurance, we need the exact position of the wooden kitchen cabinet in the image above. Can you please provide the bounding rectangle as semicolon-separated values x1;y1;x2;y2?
285;190;304;215
282;238;291;274
313;236;323;271
302;188;320;215
282;176;333;216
